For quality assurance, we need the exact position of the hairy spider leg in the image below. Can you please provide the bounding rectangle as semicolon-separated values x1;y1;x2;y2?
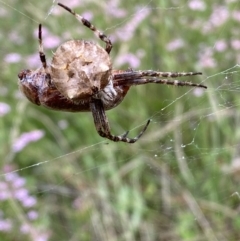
38;24;47;69
117;78;207;89
122;70;203;78
58;3;112;54
113;70;207;89
90;99;151;143
113;70;203;79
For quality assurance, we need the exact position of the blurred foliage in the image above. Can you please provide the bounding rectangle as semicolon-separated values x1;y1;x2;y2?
1;0;240;240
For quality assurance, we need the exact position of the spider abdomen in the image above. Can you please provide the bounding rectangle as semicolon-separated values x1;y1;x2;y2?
51;40;112;101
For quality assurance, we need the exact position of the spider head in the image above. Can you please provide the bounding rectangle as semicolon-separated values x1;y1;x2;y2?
18;69;51;106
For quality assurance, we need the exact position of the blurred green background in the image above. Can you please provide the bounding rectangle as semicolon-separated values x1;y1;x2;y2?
1;0;240;240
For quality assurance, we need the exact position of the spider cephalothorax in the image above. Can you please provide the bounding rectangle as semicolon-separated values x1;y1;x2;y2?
18;3;207;143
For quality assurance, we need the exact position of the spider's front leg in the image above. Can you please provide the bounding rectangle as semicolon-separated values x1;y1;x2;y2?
38;24;47;69
90;99;150;143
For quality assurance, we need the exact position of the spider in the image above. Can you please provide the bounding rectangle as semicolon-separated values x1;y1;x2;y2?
18;3;207;144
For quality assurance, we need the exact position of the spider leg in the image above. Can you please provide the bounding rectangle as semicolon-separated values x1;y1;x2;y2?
90;98;150;143
116;77;207;89
113;70;207;89
58;3;112;54
120;70;203;78
38;24;47;69
121;131;130;139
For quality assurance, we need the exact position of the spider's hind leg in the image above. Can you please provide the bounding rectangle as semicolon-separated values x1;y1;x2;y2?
90;98;150;143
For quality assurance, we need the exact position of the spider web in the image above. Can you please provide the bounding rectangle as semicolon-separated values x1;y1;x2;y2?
1;0;240;240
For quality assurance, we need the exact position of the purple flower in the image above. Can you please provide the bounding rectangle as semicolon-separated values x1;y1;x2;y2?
12;130;45;153
34;26;61;49
34;26;49;39
0;102;11;116
193;88;205;97
0;189;10;200
12;176;26;188
65;0;82;8
27;210;39;220
26;53;41;69
214;40;227;52
34;233;50;241
0;164;46;239
20;223;31;234
4;53;21;63
0;219;12;232
14;188;29;201
22;196;37;208
82;11;93;21
166;38;185;51
202;6;229;33
33;26;61;49
2;164;15;173
231;39;240;50
4;172;18;182
188;0;206;11
21;222;49;240
198;48;216;68
111;7;150;42
42;35;61;49
104;0;127;18
232;11;240;22
115;53;140;68
0;181;7;190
